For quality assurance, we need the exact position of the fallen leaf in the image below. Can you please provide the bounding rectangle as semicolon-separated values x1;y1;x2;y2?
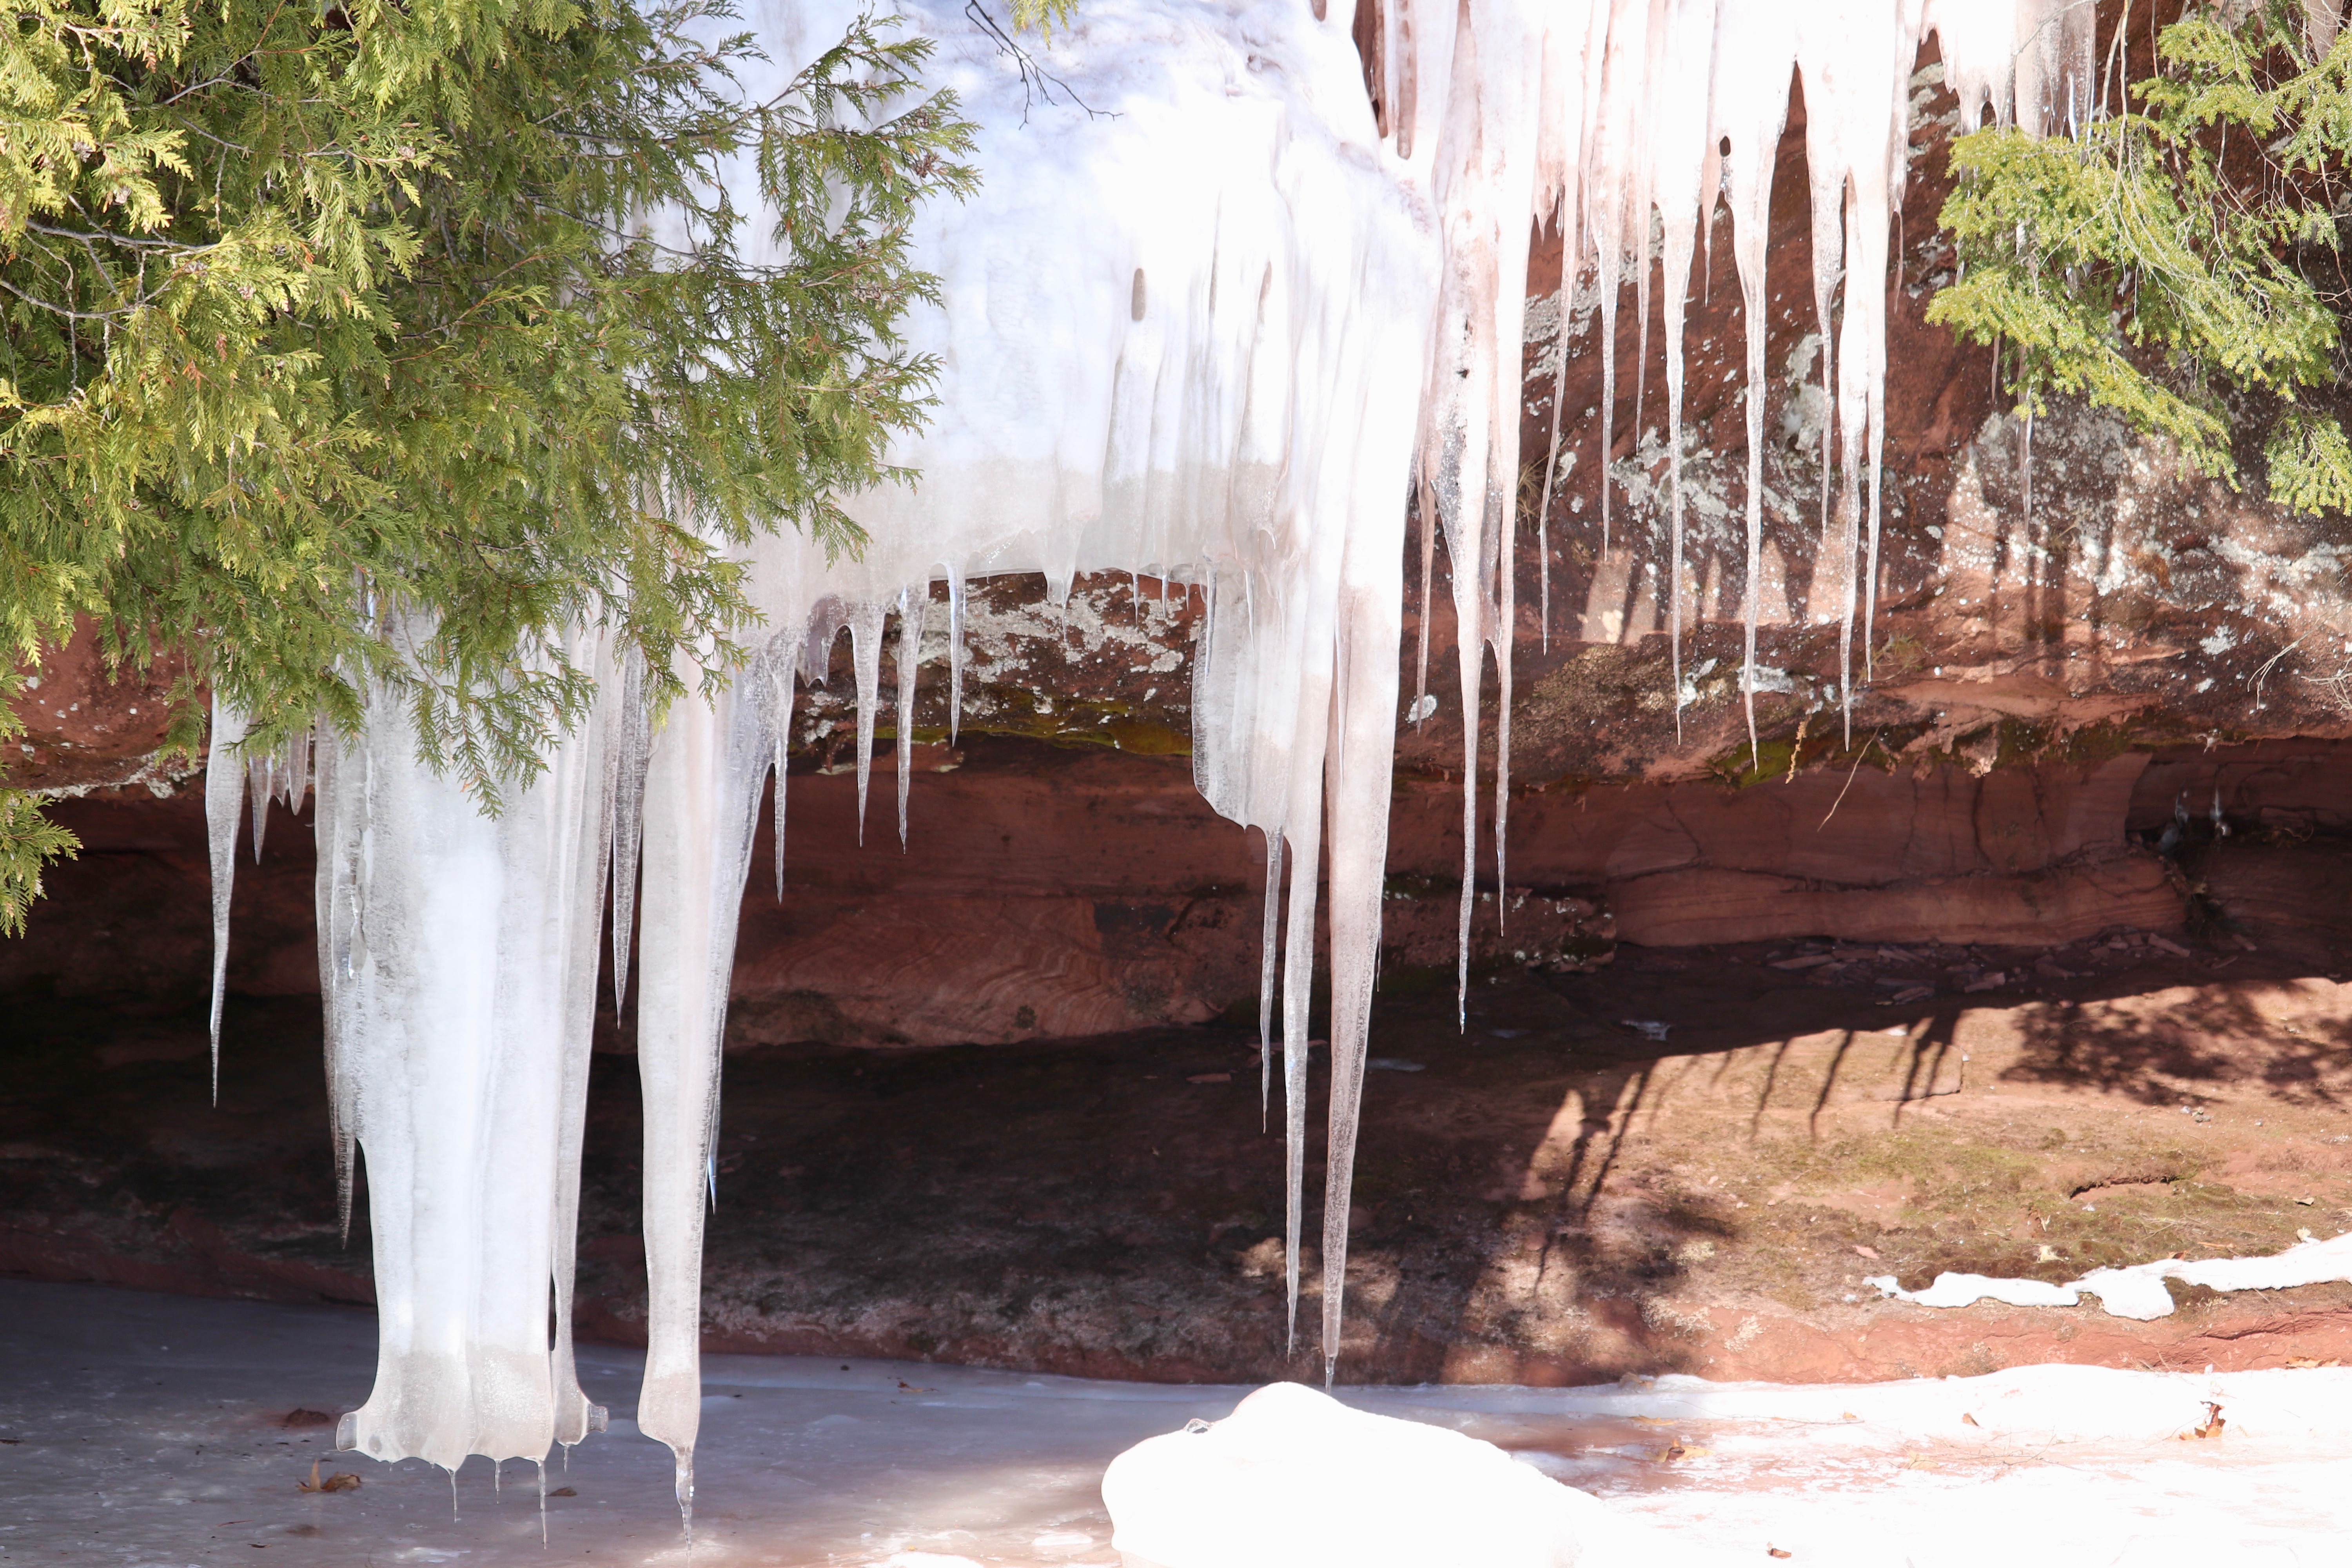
1768;1550;1794;1560
1907;1456;1938;1470
1852;1245;1880;1260
280;1409;334;1429
1185;1072;1231;1085
549;1486;577;1498
2295;1196;2316;1206
1961;1413;1980;1427
1655;1442;1689;1463
1841;1412;1859;1422
2177;1402;2225;1441
296;1460;360;1494
897;1379;932;1393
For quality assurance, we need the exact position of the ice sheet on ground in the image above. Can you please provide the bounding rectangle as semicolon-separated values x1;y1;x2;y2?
1869;1229;2352;1319
8;1279;2352;1568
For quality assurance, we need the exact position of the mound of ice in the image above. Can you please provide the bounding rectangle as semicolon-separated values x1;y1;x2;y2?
1103;1381;1626;1568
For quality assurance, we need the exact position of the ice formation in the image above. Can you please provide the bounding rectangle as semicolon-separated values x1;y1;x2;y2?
199;0;2116;1512
1869;1229;2352;1321
1102;1380;1624;1568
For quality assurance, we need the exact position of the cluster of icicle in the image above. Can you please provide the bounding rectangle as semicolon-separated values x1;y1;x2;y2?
199;0;2105;1525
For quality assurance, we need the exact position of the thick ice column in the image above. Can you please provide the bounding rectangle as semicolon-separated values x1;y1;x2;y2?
319;637;617;1471
629;666;772;1526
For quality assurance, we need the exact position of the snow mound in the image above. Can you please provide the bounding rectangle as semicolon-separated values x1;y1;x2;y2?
1103;1381;1667;1568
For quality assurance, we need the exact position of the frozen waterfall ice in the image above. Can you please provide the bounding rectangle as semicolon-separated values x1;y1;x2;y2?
200;0;2103;1513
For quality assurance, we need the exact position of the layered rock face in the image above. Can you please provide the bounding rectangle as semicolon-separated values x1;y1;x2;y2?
9;52;2352;1042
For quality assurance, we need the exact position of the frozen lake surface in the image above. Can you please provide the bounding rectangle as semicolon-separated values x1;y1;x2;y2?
4;1278;2349;1567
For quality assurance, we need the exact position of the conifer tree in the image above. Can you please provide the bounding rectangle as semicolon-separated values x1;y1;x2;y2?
1930;1;2352;511
0;0;973;933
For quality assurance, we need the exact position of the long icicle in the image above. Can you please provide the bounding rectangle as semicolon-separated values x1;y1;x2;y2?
203;693;247;1106
1738;226;1768;766
1533;246;1576;654
1414;481;1436;721
1490;451;1515;911
1278;809;1321;1355
771;644;796;900
1595;242;1621;559
946;572;967;745
848;600;887;847
1258;828;1283;1136
245;748;275;864
610;649;651;1011
895;586;924;850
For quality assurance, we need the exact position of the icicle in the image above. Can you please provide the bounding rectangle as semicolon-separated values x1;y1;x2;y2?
946;572;967;746
203;694;247;1106
1652;0;1713;743
1448;528;1478;1031
1491;481;1515;915
2022;405;2034;536
1534;278;1571;654
1279;807;1321;1355
771;651;795;901
1413;482;1435;721
246;748;275;863
281;726;311;817
847;601;886;848
611;650;650;1013
1594;243;1621;560
1715;1;1793;769
894;586;924;850
536;1459;548;1546
1257;829;1282;1136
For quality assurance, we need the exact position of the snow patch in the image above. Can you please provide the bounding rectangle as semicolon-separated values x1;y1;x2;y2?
1870;1230;2352;1320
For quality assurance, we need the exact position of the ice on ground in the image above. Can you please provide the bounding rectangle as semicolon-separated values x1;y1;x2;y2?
10;1279;2352;1568
1869;1229;2352;1319
1104;1381;1625;1568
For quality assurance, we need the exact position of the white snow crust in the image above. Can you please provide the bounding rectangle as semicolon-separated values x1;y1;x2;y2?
197;0;2137;1494
12;1280;2352;1568
1870;1229;2352;1320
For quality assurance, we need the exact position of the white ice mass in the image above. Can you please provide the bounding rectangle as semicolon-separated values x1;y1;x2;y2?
200;0;2129;1502
1103;1380;1623;1568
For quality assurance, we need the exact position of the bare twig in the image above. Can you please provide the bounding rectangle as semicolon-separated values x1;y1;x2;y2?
963;0;1111;123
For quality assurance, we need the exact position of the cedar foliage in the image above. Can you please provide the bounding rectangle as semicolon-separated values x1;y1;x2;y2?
1928;1;2352;510
0;0;975;934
